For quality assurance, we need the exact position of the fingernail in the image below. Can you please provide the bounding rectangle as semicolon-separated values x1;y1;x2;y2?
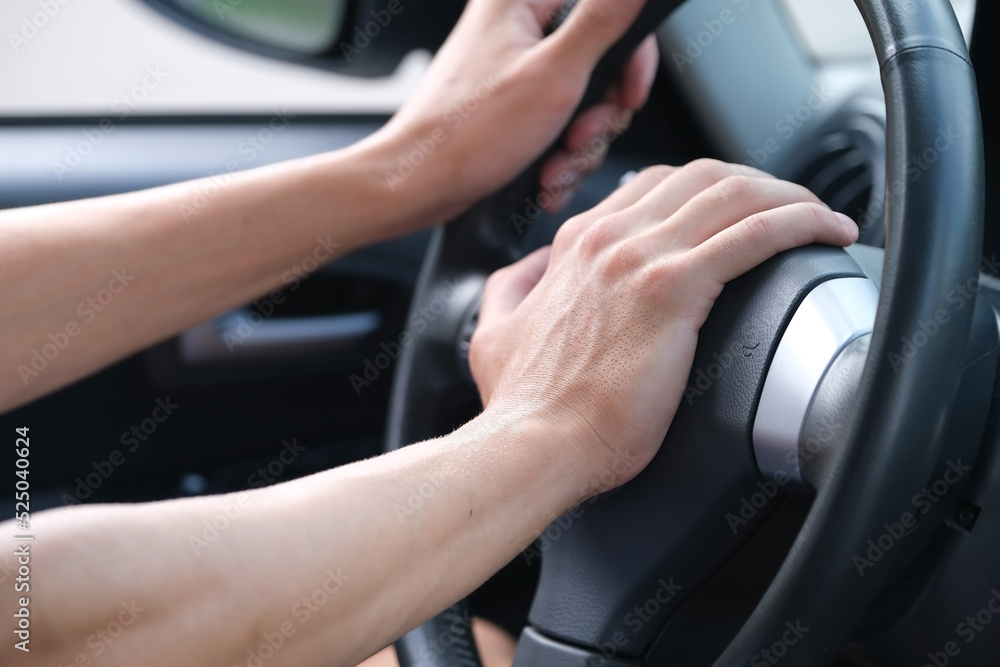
836;212;857;228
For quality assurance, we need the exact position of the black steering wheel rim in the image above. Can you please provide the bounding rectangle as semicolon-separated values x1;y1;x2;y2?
385;1;985;665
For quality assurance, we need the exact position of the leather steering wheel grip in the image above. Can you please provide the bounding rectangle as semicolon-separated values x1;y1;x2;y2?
714;1;984;663
386;1;985;666
393;602;483;667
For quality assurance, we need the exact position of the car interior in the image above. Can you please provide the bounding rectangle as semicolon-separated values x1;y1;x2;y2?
3;0;999;665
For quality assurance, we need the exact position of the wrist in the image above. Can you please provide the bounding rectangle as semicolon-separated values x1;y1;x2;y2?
467;402;637;511
359;117;478;228
299;124;456;249
482;401;653;508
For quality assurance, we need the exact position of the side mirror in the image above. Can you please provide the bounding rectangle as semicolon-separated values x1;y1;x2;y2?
144;0;466;76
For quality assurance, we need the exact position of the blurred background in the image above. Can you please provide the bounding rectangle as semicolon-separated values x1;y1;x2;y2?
0;0;976;117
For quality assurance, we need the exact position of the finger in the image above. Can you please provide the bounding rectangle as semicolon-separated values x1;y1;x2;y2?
618;35;658;110
539;103;633;212
660;176;827;247
588;164;679;216
624;159;776;231
544;0;647;73
564;103;632;162
478;246;553;326
690;204;858;286
539;150;584;213
529;0;573;31
553;164;679;239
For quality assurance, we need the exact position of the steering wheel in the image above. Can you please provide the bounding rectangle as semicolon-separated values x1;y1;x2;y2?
384;1;985;665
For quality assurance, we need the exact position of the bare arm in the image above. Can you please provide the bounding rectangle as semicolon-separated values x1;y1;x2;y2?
9;409;583;667
0;0;658;413
1;160;856;667
1;140;414;412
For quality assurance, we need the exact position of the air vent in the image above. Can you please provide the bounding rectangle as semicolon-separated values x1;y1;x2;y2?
792;114;886;246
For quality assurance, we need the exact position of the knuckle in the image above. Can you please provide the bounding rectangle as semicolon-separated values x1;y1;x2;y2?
719;174;759;201
602;236;647;281
553;218;579;250
578;214;622;258
638;164;675;183
742;212;778;245
637;259;684;295
613;235;646;265
481;267;510;298
790;181;822;204
798;202;834;235
801;201;832;223
730;162;771;180
617;164;674;199
684;158;732;183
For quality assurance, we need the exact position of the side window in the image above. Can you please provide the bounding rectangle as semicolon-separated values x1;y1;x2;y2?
0;0;427;118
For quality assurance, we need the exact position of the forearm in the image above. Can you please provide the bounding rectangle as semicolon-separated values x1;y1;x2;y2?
4;409;585;667
0;129;436;413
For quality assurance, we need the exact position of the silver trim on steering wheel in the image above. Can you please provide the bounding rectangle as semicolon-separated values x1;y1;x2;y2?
753;276;879;484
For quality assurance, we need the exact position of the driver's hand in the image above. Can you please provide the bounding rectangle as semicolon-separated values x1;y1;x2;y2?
376;0;657;221
469;160;858;499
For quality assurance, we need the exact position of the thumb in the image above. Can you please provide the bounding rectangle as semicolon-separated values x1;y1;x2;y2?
544;0;647;73
479;246;553;327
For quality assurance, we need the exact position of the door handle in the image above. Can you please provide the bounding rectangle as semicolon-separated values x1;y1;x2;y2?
179;309;381;369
